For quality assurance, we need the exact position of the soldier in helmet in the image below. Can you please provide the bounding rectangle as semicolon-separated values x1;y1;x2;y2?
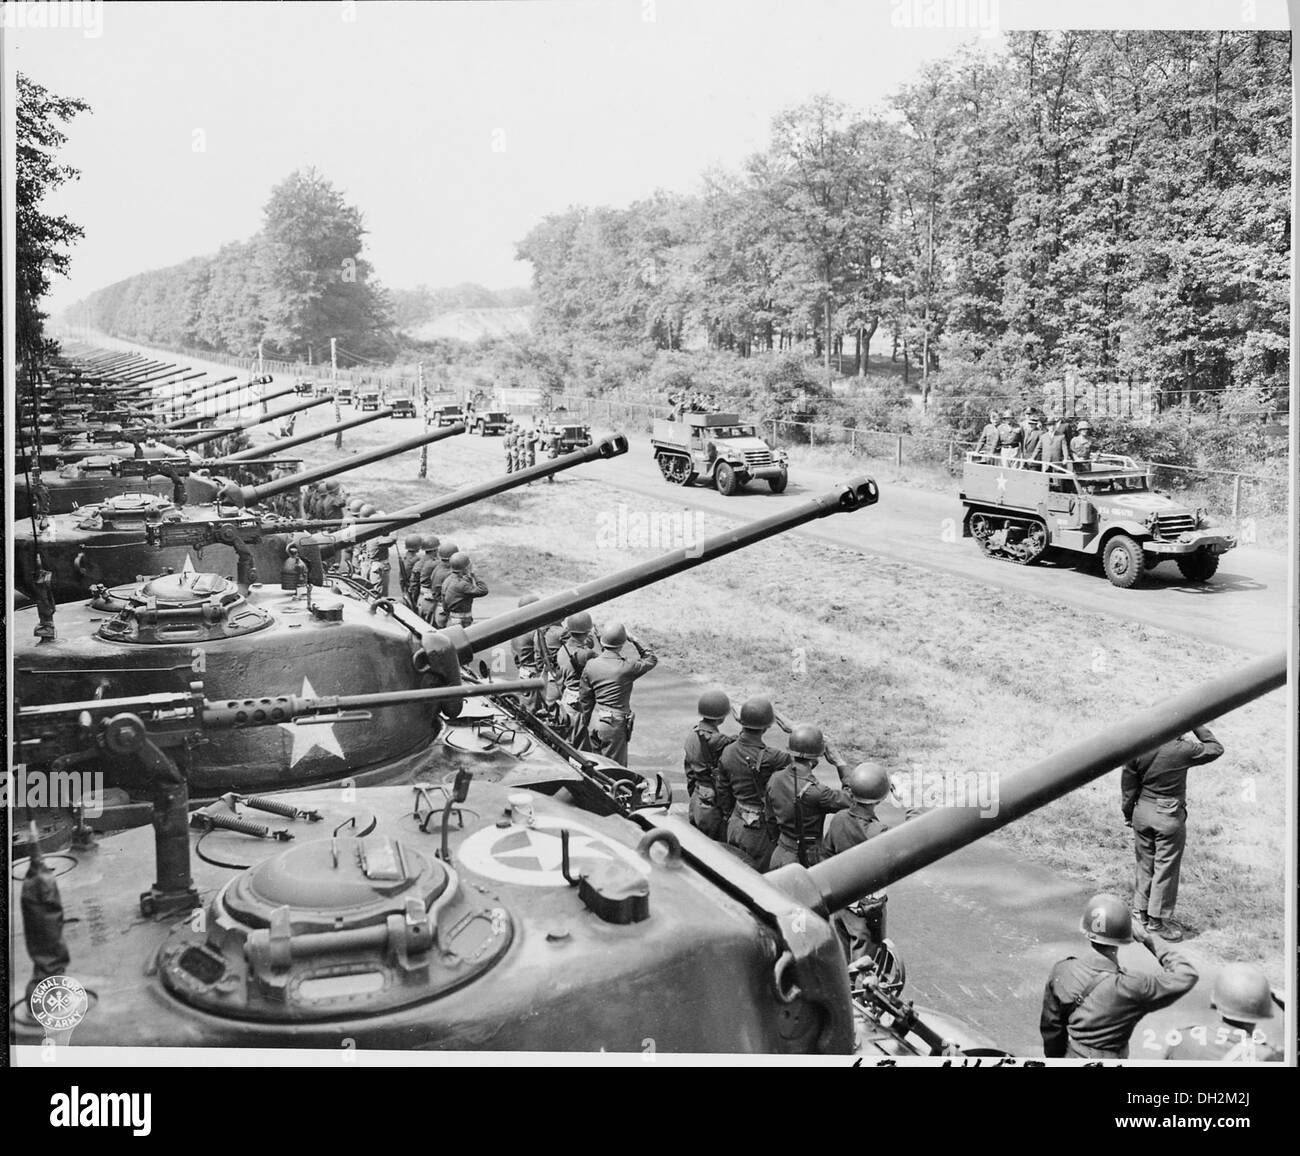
764;724;852;870
997;409;1022;466
1121;726;1223;941
504;424;516;473
436;551;487;628
716;697;791;872
545;425;563;483
1164;963;1282;1062
321;480;346;521
407;535;438;611
1040;892;1198;1060
510;594;548;712
418;541;458;622
400;534;424;597
685;690;736;841
1071;420;1096;461
576;623;658;765
554;612;599;727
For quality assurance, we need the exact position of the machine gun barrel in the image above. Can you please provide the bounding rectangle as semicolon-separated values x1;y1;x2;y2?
220;406;394;461
170;393;335;450
341;434;629;548
163;380;295;431
772;651;1288;917
222;422;467;506
144;515;407;549
456;477;880;658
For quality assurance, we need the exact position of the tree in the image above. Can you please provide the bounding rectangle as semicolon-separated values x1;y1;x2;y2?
16;73;89;375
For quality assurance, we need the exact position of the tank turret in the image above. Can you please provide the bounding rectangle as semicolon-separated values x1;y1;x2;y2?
8;650;1283;1055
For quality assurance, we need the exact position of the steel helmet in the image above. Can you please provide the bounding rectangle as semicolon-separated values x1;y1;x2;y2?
1000;409;1013;420
359;503;377;517
847;762;890;803
1080;893;1133;946
1077;420;1093;431
697;690;730;722
738;696;775;730
347;498;364;513
449;552;471;573
1211;963;1274;1021
518;593;540;608
325;480;340;492
788;723;826;759
404;534;422;551
566;611;593;635
600;622;627;648
421;535;440;551
437;542;458;560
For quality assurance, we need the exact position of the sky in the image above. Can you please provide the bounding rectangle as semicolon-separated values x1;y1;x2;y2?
6;0;1291;316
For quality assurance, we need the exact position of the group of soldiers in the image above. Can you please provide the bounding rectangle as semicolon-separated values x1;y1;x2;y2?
503;418;563;479
398;534;489;629
974;407;1097;468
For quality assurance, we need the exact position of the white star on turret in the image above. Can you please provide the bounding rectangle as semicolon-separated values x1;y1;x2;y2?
996;472;1007;493
492;828;615;872
280;675;346;766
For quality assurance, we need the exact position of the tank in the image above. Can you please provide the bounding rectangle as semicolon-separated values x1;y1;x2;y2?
8;648;1282;1054
12;422;466;603
12;476;876;806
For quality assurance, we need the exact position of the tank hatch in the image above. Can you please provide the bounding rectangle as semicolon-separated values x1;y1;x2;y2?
157;837;512;1021
58;454;117;478
74;492;178;530
96;572;272;644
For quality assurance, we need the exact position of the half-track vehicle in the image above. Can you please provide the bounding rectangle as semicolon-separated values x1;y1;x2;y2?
959;452;1237;587
652;411;788;495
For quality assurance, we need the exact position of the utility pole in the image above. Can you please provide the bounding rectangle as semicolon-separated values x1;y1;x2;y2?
258;342;267;413
418;362;429;479
331;337;342;448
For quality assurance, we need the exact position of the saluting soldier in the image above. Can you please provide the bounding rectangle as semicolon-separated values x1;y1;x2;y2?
764;724;851;870
419;541;458;622
436;551;487;628
1164;963;1282;1062
1040;893;1198;1060
525;426;540;469
576;622;657;765
1122;726;1224;941
716;697;791;872
685;690;735;841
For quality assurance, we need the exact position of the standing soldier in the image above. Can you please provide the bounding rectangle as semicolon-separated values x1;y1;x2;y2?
525;425;540;470
1070;420;1096;461
975;409;1001;459
407;535;438;611
399;534;423;598
419;541;458;622
685;690;735;841
320;480;346;522
504;424;516;473
1040;893;1198;1060
822;762;918;963
576;623;657;765
716;697;791;873
545;425;563;483
1164;963;1282;1062
1044;416;1074;466
1121;726;1224;941
510;593;548;712
436;551;487;628
554;611;599;727
997;409;1022;466
1020;412;1045;470
764;724;851;870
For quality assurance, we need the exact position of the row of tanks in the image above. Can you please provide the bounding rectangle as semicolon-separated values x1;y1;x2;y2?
11;344;1286;1056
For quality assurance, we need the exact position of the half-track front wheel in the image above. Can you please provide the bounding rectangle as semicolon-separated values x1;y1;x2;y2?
1103;534;1145;588
715;462;739;496
1177;550;1221;583
768;469;788;494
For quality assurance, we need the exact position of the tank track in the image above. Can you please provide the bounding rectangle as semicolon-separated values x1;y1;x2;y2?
969;510;1048;566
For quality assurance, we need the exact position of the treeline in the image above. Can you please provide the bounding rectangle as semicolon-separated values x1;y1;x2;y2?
389;284;533;331
71;168;398;362
517;31;1290;409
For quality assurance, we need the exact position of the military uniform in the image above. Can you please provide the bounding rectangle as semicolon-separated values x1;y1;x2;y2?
1122;727;1223;924
576;644;658;765
685;723;733;841
1164;1025;1282;1062
1040;946;1198;1059
997;421;1022;465
765;767;850;870
822;800;915;961
419;556;452;621
555;634;597;710
524;429;539;469
974;420;1001;456
1070;434;1095;460
504;431;516;473
437;570;488;628
717;735;792;872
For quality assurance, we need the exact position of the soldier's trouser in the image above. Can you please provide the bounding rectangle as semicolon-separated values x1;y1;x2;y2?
1066;1040;1128;1060
768;840;827;871
1133;799;1186;920
688;787;725;841
590;715;630;766
417;591;437;621
726;811;774;873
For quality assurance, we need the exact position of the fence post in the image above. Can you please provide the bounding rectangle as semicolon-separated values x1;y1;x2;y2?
851;429;857;455
1232;474;1242;522
895;436;903;467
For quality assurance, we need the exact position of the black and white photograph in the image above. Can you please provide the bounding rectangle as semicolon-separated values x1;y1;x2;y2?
4;0;1294;1095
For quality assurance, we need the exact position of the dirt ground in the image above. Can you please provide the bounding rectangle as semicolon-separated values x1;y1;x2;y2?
327;421;1288;980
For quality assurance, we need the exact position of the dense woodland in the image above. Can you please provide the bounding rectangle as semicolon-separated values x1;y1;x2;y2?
518;30;1290;413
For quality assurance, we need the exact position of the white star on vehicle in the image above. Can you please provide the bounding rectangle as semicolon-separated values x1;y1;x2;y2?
493;828;616;872
996;472;1007;492
182;553;197;574
280;675;346;766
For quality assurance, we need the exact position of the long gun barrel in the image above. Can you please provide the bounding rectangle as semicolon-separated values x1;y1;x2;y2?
163;380;295;431
221;406;395;461
220;422;468;506
174;375;240;404
170;393;336;450
768;651;1288;917
444;477;880;661
341;434;629;549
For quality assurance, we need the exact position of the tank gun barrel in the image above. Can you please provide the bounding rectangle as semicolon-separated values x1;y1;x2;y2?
163;380;293;431
221;407;395;461
222;422;467;506
170;393;335;450
175;375;240;403
770;651;1288;917
454;477;880;659
341;434;629;549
